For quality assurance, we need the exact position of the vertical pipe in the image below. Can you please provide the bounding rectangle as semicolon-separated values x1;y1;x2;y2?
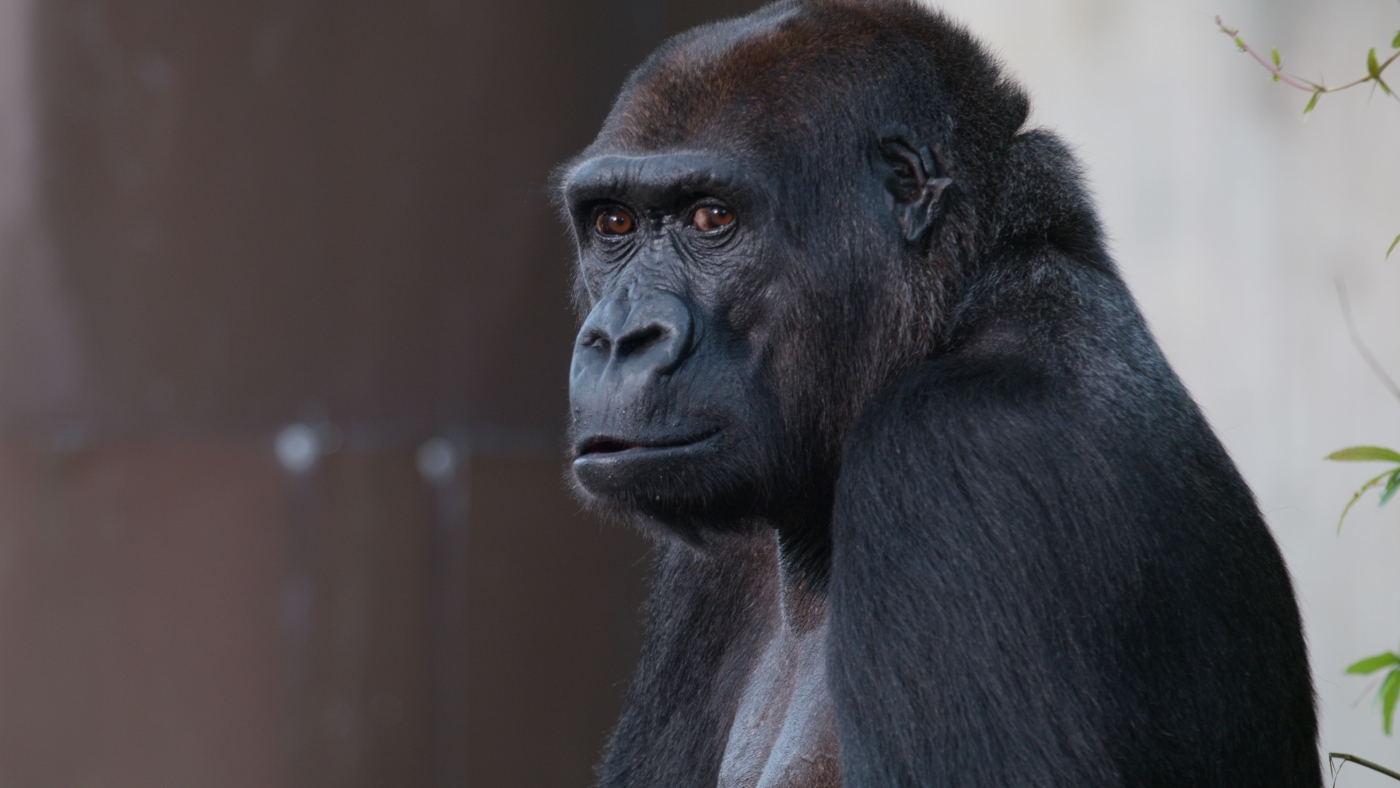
418;437;468;787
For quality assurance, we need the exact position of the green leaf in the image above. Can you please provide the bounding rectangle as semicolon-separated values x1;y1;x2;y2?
1271;47;1281;67
1304;91;1321;114
1326;446;1400;463
1348;652;1400;674
1369;48;1382;80
1393;30;1400;49
1389;233;1400;259
1383;670;1400;735
1381;469;1400;507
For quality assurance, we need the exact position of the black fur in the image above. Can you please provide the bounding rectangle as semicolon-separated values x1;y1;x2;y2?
556;1;1320;786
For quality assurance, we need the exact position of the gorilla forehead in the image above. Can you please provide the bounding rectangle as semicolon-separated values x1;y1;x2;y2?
588;0;1028;166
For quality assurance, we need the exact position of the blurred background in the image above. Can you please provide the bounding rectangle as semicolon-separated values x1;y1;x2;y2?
0;0;1394;785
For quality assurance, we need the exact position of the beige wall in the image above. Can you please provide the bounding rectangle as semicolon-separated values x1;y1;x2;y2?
923;0;1400;780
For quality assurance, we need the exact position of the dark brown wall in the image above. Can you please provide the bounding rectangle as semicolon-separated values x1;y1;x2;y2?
0;0;762;786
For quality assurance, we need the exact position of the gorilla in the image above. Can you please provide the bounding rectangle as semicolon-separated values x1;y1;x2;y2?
557;1;1320;786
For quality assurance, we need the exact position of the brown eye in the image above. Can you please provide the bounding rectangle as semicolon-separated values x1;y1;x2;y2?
594;207;635;236
692;206;735;232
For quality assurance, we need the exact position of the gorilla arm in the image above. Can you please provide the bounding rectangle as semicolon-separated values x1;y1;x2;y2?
826;356;1137;788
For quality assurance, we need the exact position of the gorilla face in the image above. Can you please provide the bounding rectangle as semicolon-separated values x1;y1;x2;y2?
561;136;936;538
563;151;805;529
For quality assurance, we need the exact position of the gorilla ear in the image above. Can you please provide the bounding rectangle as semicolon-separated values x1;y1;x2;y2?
879;139;954;244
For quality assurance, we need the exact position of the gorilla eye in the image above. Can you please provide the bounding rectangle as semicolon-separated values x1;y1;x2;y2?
691;206;735;232
594;206;636;237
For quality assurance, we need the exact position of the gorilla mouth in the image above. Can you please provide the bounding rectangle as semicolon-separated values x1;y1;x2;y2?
575;429;721;458
578;437;642;455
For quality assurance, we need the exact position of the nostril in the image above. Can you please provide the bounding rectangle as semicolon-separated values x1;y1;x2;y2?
574;291;694;374
615;324;667;359
580;328;612;353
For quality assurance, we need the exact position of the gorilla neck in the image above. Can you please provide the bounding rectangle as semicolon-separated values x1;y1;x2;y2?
774;501;835;597
681;507;833;596
717;529;840;788
776;531;829;633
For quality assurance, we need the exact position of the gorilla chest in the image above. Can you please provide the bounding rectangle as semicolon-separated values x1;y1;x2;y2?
718;614;840;788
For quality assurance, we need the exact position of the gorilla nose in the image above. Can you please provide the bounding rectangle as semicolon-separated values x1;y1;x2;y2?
572;290;695;389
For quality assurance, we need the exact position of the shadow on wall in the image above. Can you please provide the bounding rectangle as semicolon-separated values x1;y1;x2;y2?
0;0;763;786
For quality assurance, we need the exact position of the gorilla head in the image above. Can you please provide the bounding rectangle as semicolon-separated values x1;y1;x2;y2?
561;0;1028;542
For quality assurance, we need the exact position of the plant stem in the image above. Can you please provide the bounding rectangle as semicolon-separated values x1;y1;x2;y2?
1216;17;1400;96
1336;278;1400;404
1329;753;1400;783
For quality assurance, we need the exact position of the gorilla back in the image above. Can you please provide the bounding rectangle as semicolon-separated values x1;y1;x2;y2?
557;1;1319;786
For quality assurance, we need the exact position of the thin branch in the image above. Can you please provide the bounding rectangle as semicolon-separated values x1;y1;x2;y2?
1217;17;1320;91
1336;277;1400;403
1320;48;1400;94
1216;17;1400;98
1329;753;1400;783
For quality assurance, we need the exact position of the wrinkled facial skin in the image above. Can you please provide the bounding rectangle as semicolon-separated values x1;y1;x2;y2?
561;126;945;542
563;151;806;535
